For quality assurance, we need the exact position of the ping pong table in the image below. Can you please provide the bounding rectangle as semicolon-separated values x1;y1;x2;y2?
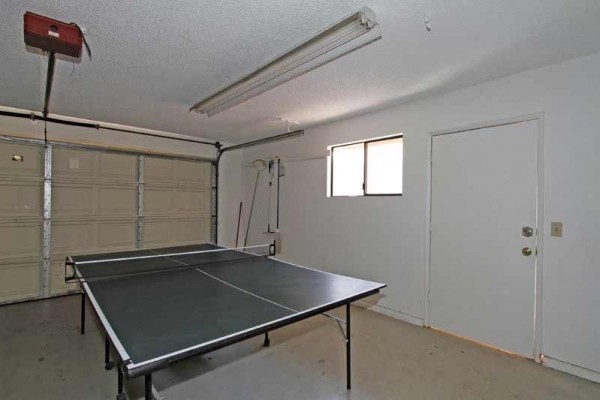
66;243;385;400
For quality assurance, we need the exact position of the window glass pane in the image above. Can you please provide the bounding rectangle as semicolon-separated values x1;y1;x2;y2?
365;137;403;194
331;143;364;196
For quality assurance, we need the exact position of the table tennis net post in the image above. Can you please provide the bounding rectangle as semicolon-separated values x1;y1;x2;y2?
64;243;275;283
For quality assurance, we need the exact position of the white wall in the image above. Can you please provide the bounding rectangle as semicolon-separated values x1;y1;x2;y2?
217;150;243;247
222;51;600;376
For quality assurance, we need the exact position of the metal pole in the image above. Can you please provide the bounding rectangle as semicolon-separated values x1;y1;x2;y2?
211;161;218;244
117;363;125;399
137;156;145;249
346;303;351;390
43;52;56;118
235;202;243;247
42;144;52;298
145;374;153;400
80;292;86;335
105;337;114;370
218;130;304;154
215;154;221;244
0;110;219;146
276;157;281;229
243;169;261;248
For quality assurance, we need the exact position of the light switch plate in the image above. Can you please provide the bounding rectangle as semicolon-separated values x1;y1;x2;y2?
550;222;563;237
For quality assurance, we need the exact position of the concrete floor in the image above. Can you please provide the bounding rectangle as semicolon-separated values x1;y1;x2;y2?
1;296;599;400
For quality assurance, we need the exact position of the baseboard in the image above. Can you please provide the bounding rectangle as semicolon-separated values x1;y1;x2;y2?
354;299;424;327
0;294;44;306
542;355;600;383
0;290;80;307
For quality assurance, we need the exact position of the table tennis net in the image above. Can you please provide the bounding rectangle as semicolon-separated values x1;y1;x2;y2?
65;244;274;282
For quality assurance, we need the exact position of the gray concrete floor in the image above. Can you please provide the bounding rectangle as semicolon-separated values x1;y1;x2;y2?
1;295;599;400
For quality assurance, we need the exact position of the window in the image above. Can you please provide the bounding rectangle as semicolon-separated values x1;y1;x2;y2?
328;135;403;196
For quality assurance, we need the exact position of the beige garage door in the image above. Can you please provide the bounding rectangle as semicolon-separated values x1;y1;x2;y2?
0;139;214;303
51;147;139;295
0;142;44;303
143;156;213;248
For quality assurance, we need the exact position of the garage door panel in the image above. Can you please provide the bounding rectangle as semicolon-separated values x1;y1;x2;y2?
51;147;139;270
53;220;137;255
98;186;137;215
174;218;211;243
0;142;43;178
175;160;211;185
52;222;96;255
0;181;42;217
143;219;173;248
0;141;44;304
0;261;42;302
145;188;173;214
53;185;95;216
50;259;79;296
54;184;137;217
145;157;174;183
144;188;174;215
0;223;42;259
98;153;137;182
98;221;137;250
143;218;210;247
174;189;211;214
53;148;95;179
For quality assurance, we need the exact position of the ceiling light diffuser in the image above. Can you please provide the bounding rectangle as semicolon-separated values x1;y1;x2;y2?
190;7;382;117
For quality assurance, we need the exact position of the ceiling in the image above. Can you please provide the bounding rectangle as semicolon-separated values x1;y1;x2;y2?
2;1;600;143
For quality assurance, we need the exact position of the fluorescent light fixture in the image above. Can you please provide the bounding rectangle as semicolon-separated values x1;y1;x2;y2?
190;7;382;117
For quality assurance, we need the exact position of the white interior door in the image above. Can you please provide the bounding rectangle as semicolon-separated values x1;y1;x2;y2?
429;120;538;357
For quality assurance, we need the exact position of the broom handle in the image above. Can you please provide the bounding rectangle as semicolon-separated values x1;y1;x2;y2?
235;202;243;248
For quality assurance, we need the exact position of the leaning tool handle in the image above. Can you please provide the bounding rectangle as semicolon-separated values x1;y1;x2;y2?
235;201;243;248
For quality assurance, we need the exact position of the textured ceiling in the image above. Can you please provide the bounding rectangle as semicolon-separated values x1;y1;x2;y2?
2;0;600;143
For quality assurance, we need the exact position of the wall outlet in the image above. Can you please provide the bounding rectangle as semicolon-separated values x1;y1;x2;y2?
550;222;563;237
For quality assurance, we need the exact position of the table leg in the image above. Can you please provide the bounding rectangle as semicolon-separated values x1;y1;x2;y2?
105;337;114;370
263;331;270;347
145;374;153;400
116;362;126;400
80;292;86;335
346;302;351;390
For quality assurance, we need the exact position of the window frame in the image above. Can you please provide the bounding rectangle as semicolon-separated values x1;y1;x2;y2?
329;134;403;197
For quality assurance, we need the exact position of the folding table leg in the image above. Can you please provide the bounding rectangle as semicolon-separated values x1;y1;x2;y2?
263;331;270;347
116;362;126;400
80;292;86;335
145;374;153;400
105;337;114;370
346;302;351;390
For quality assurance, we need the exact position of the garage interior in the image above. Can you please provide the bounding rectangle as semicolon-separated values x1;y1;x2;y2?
1;1;600;399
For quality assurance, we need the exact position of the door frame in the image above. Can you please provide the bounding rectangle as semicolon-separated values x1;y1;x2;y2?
424;113;545;361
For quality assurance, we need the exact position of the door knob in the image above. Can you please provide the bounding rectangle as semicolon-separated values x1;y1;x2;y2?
522;247;533;256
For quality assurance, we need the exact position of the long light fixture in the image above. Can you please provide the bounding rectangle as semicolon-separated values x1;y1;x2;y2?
190;7;382;117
